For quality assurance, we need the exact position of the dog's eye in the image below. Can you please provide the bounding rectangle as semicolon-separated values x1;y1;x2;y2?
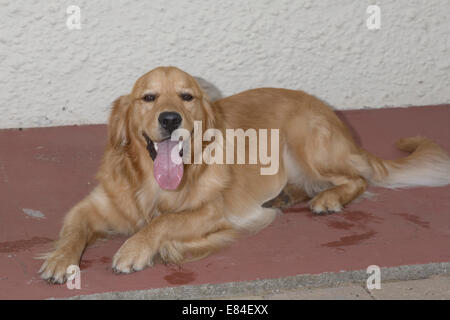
180;93;194;102
143;94;156;102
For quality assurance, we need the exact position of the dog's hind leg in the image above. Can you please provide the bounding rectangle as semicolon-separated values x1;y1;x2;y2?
285;109;369;214
286;140;368;214
262;183;310;210
309;175;367;214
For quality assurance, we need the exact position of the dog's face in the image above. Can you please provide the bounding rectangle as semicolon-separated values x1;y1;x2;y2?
110;66;214;190
130;67;208;143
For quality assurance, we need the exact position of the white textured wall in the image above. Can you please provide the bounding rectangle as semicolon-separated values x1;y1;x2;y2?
0;0;449;129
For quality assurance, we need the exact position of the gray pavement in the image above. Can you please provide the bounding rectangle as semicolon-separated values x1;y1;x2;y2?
65;262;450;300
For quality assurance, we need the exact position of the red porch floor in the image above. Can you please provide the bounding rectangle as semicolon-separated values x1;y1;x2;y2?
0;105;449;299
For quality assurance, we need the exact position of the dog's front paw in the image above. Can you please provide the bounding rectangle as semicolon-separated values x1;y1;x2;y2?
112;235;155;274
39;251;79;284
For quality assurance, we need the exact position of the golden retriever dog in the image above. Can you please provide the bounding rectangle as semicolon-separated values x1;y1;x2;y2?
39;66;450;283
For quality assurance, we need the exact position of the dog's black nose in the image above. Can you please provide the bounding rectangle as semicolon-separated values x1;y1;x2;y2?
158;112;182;134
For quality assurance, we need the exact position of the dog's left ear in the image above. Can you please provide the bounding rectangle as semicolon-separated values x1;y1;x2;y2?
201;94;216;130
108;95;131;149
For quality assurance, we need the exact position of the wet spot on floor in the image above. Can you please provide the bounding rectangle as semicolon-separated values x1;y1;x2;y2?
80;259;94;270
100;256;112;264
343;211;383;223
164;268;196;285
394;213;430;228
22;208;46;219
283;207;310;214
326;221;355;230
0;237;53;253
321;231;376;248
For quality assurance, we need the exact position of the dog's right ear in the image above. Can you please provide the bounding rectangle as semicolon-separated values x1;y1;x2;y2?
108;95;131;149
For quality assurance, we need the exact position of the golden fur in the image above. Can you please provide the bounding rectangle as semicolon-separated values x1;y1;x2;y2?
39;66;450;283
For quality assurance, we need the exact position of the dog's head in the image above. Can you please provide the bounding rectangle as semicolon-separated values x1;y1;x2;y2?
108;66;215;190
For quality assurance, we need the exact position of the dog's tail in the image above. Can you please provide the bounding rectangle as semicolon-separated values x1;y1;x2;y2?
356;136;450;188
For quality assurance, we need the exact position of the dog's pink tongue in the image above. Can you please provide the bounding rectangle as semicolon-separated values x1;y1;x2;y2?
153;140;183;190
